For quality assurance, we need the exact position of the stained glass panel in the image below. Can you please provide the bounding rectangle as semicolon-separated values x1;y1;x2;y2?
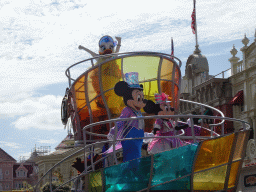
194;134;234;172
89;170;102;192
151;144;198;189
104;156;151;192
193;165;227;191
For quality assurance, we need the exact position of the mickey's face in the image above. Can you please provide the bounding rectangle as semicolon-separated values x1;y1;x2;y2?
99;42;115;55
158;102;174;119
127;89;146;111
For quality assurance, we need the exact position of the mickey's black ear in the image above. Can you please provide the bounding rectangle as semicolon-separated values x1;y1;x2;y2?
114;81;129;96
143;100;156;114
140;84;143;89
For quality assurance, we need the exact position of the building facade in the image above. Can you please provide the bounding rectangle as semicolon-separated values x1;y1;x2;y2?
229;34;256;138
179;46;233;134
0;148;38;191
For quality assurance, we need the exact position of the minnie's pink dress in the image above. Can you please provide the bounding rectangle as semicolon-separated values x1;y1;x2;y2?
148;119;184;154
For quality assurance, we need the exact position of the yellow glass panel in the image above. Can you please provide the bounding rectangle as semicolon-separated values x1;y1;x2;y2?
123;56;160;81
161;59;173;80
101;59;122;92
142;80;159;102
89;170;102;192
105;89;124;115
88;69;99;102
194;134;235;172
233;132;247;161
228;161;241;188
74;75;86;109
193;165;227;191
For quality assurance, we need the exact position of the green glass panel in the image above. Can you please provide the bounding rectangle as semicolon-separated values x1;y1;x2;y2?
89;170;102;192
104;156;151;192
151;143;198;190
193;165;227;191
123;56;160;81
194;134;234;172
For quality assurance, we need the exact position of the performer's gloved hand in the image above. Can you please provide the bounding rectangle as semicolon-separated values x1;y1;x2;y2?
153;128;159;135
175;124;189;130
72;158;84;174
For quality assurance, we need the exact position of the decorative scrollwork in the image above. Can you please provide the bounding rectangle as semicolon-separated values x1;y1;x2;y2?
246;139;256;161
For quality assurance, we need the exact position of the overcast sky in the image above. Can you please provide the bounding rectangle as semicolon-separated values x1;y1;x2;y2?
0;0;256;160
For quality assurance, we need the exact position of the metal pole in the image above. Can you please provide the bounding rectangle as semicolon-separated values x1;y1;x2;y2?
50;169;52;192
194;0;199;50
190;117;196;143
221;122;224;136
113;122;118;165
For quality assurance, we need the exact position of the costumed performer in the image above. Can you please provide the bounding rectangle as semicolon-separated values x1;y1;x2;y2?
143;93;189;154
80;36;122;113
106;72;149;162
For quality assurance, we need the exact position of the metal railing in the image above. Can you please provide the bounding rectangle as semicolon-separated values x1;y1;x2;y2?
65;52;182;87
33;113;250;192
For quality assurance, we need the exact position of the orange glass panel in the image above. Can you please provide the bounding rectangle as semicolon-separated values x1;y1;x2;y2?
74;75;87;109
161;59;173;80
160;81;174;107
104;89;124;115
174;84;179;112
193;165;227;191
123;56;160;81
228;161;241;188
233;132;247;161
89;96;107;118
101;59;122;92
194;134;235;172
78;107;89;121
174;66;180;86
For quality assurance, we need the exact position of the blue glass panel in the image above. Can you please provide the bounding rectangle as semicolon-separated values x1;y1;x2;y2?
104;155;151;192
151;177;190;191
151;143;198;190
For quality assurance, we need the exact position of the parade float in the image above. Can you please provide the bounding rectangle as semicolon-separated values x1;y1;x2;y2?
33;35;251;191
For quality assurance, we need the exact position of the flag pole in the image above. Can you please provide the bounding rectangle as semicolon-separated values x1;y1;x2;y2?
194;0;200;53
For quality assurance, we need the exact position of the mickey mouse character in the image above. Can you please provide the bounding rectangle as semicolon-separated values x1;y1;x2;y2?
107;72;148;162
143;93;188;154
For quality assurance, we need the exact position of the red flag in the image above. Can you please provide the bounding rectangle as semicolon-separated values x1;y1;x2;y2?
171;38;174;59
191;8;196;34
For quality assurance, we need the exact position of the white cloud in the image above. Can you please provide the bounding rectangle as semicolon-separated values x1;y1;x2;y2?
0;0;255;102
0;95;64;130
38;139;57;144
0;141;22;149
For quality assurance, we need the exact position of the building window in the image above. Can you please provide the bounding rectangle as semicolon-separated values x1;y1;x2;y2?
17;169;26;177
5;170;9;175
240;104;244;112
6;184;9;189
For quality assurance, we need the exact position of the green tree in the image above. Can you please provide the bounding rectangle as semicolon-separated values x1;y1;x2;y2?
41;181;70;192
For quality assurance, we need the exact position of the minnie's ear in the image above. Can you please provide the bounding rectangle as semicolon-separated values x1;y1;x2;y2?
140;84;143;89
114;81;129;96
143;100;156;114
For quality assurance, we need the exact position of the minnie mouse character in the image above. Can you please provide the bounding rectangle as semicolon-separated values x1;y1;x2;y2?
107;72;149;162
143;93;188;154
